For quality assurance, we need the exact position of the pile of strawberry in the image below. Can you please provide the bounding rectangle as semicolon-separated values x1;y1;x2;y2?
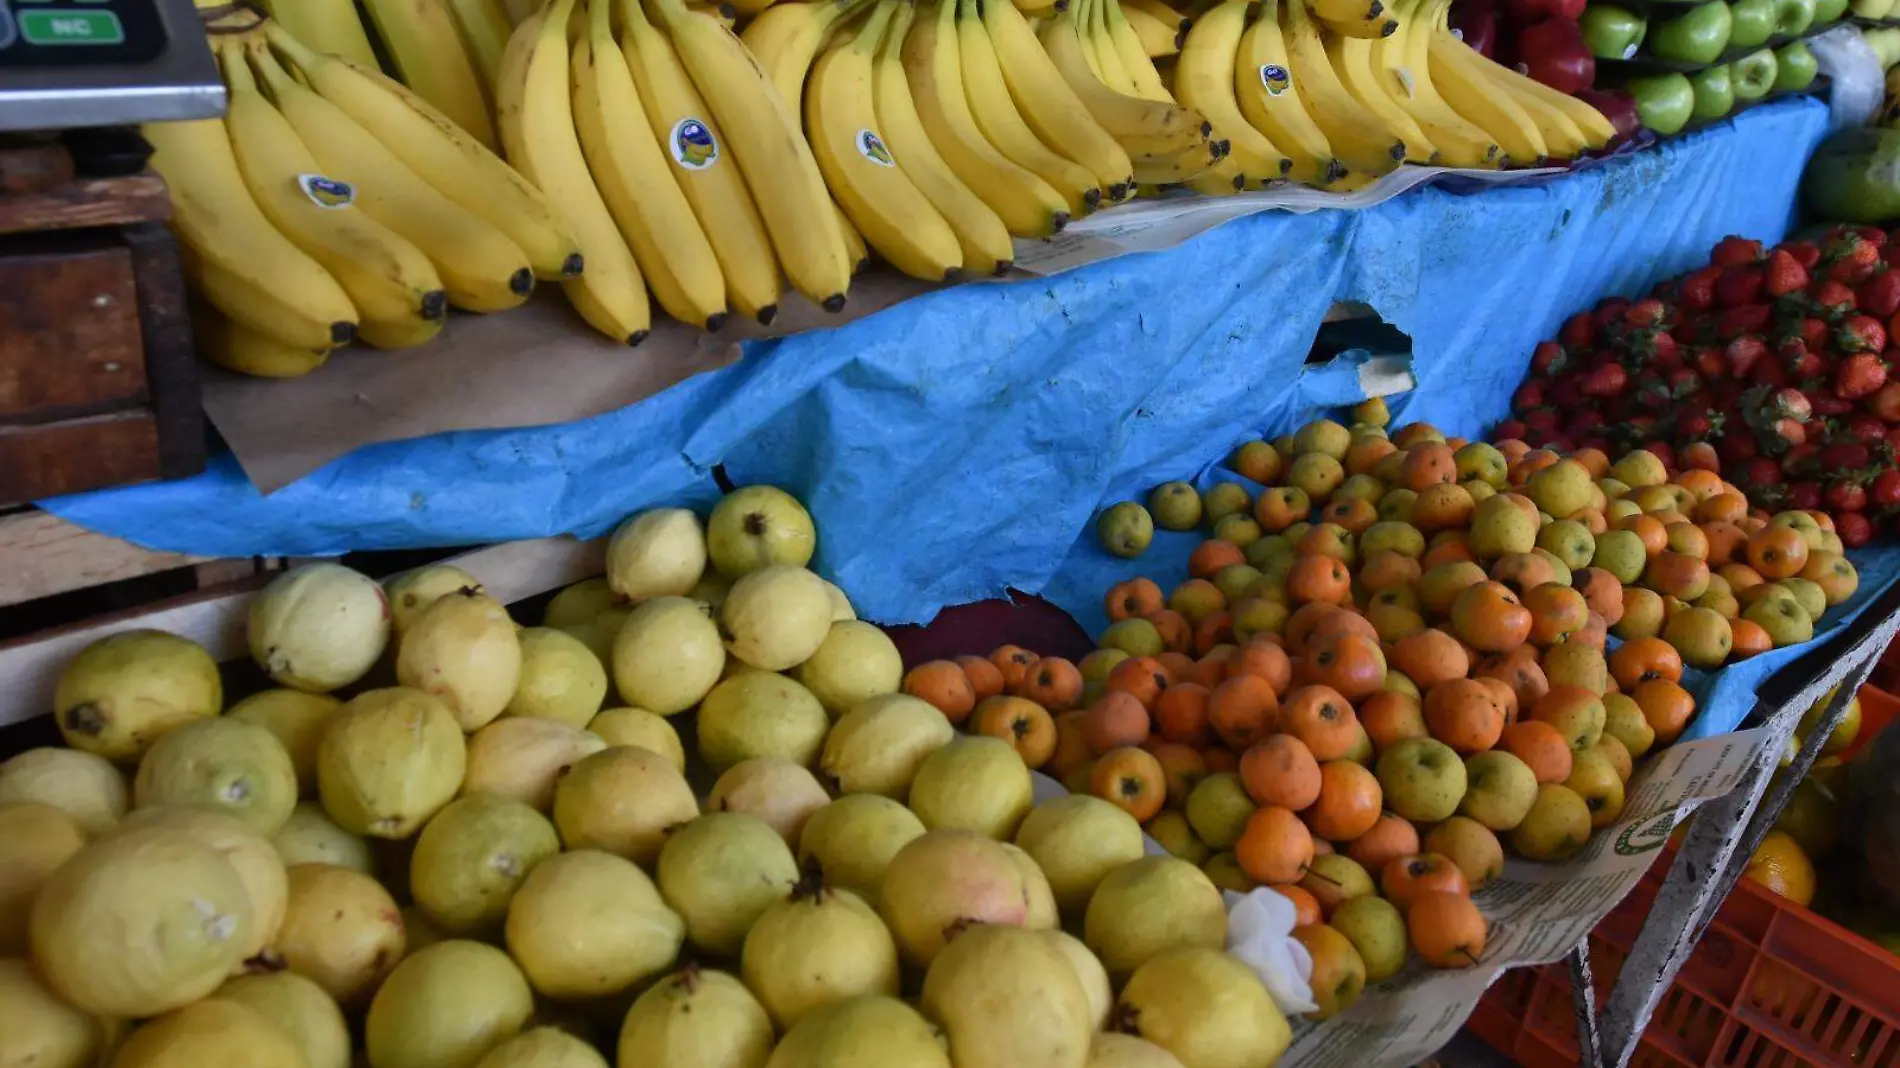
1494;226;1900;548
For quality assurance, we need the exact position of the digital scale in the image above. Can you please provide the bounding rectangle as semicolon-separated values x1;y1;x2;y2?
0;0;219;133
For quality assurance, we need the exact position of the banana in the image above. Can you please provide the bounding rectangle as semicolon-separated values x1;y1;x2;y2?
144;119;357;351
359;0;498;150
1311;0;1394;37
647;0;853;311
1129;134;1225;184
1493;80;1588;158
808;2;964;280
834;202;871;272
903;0;1071;238
980;0;1133;200
1326;32;1434;162
1037;0;1211;161
1184;151;1243;194
1121;0;1184;56
617;0;784;323
217;39;447;349
876;0;1015;275
1458;32;1615;148
1423;18;1545;163
501;0;537;24
956;0;1101;214
728;0;781;18
247;40;534;314
1278;0;1402;177
1102;0;1173;101
267;27;583;280
574;0;728;329
1372;0;1497;168
1081;0;1140;95
192;298;331;379
1173;0;1289;188
743;0;873;105
496;0;652;343
254;0;379;68
443;0;515;87
1011;0;1062;14
1234;0;1340;185
692;1;738;24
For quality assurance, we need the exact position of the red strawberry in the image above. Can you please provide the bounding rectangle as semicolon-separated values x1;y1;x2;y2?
1886;424;1900;454
1826;232;1882;284
1764;248;1809;297
1813;392;1855;418
1781;340;1824;379
1642;441;1675;471
1768;387;1813;422
1678;267;1720;313
1524;407;1562;434
1847;412;1887;443
1581;363;1628;398
1716;266;1765;307
1859;272;1900;319
1725;335;1768;377
1788;480;1823;510
1623;298;1670;329
1799;317;1831;348
1675;408;1718;439
1716;304;1772;339
1837;352;1889;399
1772;418;1810;449
1811;281;1858;319
1820;442;1872;469
1847;225;1889;248
1559;313;1595;351
1783;240;1823;270
1837;316;1888;355
1694;347;1727;380
1837;511;1873;546
1872;469;1900;509
1494;417;1529;441
1743;456;1783;487
1681;441;1720;472
1530;340;1567;375
1828;480;1868;513
1513;380;1546;412
1867;381;1900;421
1712;236;1765;266
1720;431;1760;464
1593;298;1632;332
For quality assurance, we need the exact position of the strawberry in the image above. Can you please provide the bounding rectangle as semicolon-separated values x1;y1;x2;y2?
1715;266;1765;307
1769;387;1813;422
1530;340;1568;375
1847;412;1888;443
1512;380;1546;412
1872;469;1900;509
1886;424;1900;454
1798;317;1831;348
1859;271;1900;319
1559;313;1595;351
1764;248;1809;297
1675;407;1719;439
1581;363;1628;398
1524;408;1562;435
1593;298;1631;333
1720;431;1760;465
1825;231;1883;284
1867;381;1900;421
1836;316;1887;354
1694;347;1727;380
1725;335;1768;377
1788;480;1823;510
1837;511;1874;547
1493;417;1528;442
1623;328;1678;365
1623;298;1670;329
1743;456;1783;487
1716;304;1772;339
1642;441;1675;471
1820;442;1872;469
1782;240;1823;270
1548;376;1583;409
1681;441;1720;472
1828;480;1868;513
1884;240;1900;270
1837;351;1889;398
1677;267;1721;313
1810;280;1858;319
1813;392;1855;418
1712;235;1765;267
1776;338;1814;377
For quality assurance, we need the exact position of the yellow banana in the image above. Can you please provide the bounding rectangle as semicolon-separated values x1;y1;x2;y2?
956;0;1102;215
1373;0;1498;168
1122;0;1184;56
1012;0;1062;14
692;1;739;24
618;0;784;324
254;0;378;68
497;0;651;343
1184;151;1244;194
1326;33;1434;162
876;0;1016;275
247;40;534;314
1173;0;1289;188
192;298;330;379
144;119;357;351
443;0;515;88
808;2;964;280
1279;0;1402;176
1235;0;1341;185
1312;0;1394;37
980;0;1133;200
647;0;853;311
501;0;537;24
743;0;874;105
267;27;583;280
729;0;781;18
574;0;728;329
1494;81;1588;158
1038;0;1211;161
1129;134;1225;184
834;202;871;273
1102;0;1173;100
217;40;446;349
1123;0;1188;27
1423;18;1546;163
903;0;1070;238
360;0;497;149
1081;0;1140;94
1460;32;1615;147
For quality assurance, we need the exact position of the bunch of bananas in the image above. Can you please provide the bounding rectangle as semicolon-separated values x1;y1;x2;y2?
146;17;581;377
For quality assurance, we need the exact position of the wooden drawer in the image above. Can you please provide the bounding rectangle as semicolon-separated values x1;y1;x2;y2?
0;240;147;419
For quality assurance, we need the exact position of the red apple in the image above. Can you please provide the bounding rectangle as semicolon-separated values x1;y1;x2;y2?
1505;0;1584;26
1451;0;1500;57
1517;17;1596;94
1576;88;1641;142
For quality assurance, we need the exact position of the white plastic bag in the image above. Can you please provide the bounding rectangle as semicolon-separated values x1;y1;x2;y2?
1812;24;1886;132
1224;887;1318;1016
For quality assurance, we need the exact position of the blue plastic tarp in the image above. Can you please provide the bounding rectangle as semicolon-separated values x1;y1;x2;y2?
45;96;1887;735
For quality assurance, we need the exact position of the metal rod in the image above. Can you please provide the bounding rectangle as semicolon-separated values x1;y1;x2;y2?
1568;939;1599;1068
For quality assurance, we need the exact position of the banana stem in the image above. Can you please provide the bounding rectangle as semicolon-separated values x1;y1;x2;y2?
852;0;894;50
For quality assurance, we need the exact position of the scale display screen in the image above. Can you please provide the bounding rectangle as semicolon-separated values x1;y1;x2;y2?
0;0;219;132
0;0;169;64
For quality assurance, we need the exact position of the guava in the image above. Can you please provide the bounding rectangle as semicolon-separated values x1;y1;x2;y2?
822;579;857;622
271;802;374;873
134;717;298;835
476;1028;610;1068
1002;842;1060;929
1115;947;1291;1068
907;736;1033;839
385;563;483;636
0;747;127;834
657;812;800;956
461;717;607;812
708;757;832;846
228;689;343;795
505;849;685;999
217;970;351;1068
763;995;948;1068
112;998;305;1068
1042;929;1114;1030
0;956;110;1068
396;588;522;732
586;707;685;769
692;570;735;611
606;508;708;600
1087;1034;1189;1068
543;577;620;629
879;830;1032;967
365;940;534;1068
697;670;830;770
818;693;955;800
617;967;775;1068
721;565;834;671
612;596;726;714
1084;857;1227;977
1015;795;1146;917
410;794;559;934
494;627;607;728
707;486;817;578
740;874;901;1030
0;802;87;954
55;629;221;762
921;924;1093;1068
796;795;926;904
792;621;903;717
317;688;466;839
552;746;699;866
31;826;252;1017
275;862;404;1004
249;563;391;693
121;804;288;966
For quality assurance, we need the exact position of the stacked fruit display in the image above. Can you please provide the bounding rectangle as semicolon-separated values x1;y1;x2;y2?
1498;227;1900;550
0;485;1331;1068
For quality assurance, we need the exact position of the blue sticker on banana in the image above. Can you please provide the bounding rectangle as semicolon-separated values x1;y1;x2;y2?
856;129;895;167
1261;64;1291;97
670;118;719;170
298;175;355;209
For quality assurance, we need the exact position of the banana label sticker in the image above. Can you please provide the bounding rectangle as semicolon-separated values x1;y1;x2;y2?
856;129;895;167
1260;64;1291;97
298;174;356;209
670;118;720;171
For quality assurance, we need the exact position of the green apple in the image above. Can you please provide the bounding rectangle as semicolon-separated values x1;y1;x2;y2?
1096;502;1153;558
1148;481;1203;531
1375;737;1467;824
1460;751;1540;832
1202;482;1252;525
1744;594;1814;646
1727;0;1776;48
1591;529;1648;583
1330;896;1408;982
1648;2;1732;63
1624;73;1697;136
1774;0;1816;35
1815;0;1850;20
1185;773;1257;851
1509;784;1593;861
1774;41;1818;92
1688;65;1735;123
1581;4;1647;58
1731;47;1778;103
1301;853;1375;914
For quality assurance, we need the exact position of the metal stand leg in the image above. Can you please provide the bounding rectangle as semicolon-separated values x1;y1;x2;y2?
1568;940;1599;1068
